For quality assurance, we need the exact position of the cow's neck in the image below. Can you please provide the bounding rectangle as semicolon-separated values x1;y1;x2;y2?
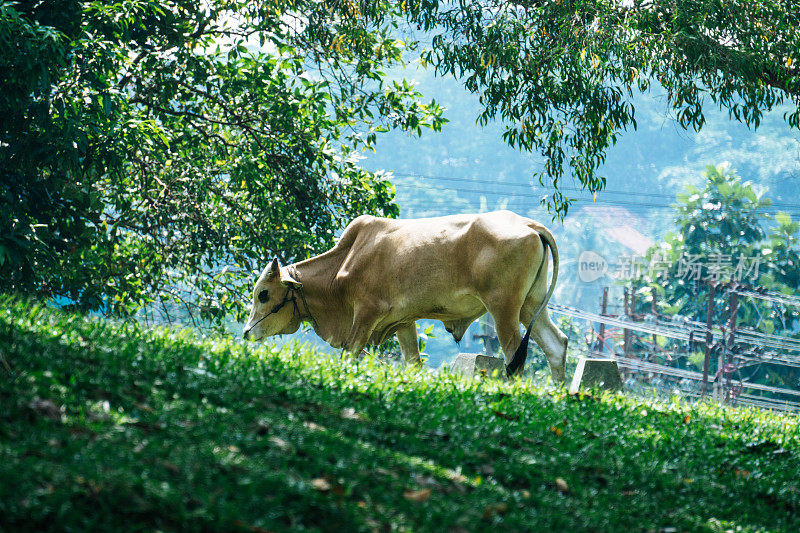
289;248;348;345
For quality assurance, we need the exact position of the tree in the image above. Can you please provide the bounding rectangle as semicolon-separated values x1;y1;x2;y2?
633;165;800;386
1;0;445;324
637;165;799;324
394;0;800;216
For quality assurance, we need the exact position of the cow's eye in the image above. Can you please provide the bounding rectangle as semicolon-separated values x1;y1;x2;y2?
258;290;269;303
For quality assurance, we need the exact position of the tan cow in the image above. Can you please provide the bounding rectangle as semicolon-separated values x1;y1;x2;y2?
242;211;568;381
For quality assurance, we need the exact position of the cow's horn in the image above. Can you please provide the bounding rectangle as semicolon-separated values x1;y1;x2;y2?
267;257;280;279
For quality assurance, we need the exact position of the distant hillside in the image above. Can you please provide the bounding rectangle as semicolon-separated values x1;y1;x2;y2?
364;64;800;229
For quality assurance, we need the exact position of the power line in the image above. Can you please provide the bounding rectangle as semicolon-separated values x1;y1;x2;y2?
393;172;681;200
731;289;800;308
392;179;800;217
390;171;800;212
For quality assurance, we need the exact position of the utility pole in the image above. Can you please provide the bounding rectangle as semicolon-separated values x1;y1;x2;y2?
623;286;631;357
703;282;716;397
651;288;658;350
725;288;740;404
597;287;609;353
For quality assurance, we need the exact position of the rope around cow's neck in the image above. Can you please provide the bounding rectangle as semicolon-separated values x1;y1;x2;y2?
287;265;319;331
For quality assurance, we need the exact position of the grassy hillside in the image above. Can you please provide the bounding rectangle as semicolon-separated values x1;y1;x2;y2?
1;298;799;532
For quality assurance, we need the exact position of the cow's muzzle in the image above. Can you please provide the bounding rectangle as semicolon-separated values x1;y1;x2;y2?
242;287;297;342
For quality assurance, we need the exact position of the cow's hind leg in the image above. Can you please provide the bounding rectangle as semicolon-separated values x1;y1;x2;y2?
485;302;524;372
521;305;568;384
396;322;421;366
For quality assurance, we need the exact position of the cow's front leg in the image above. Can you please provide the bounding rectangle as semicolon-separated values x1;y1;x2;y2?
396;322;421;366
343;304;384;359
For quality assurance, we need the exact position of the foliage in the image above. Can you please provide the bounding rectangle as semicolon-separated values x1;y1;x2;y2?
631;165;800;390
0;0;445;324
2;298;800;531
393;0;800;216
636;165;800;328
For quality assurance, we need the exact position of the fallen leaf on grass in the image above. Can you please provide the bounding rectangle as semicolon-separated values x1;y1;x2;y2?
403;488;432;502
157;459;180;474
312;477;346;496
232;519;275;533
340;407;364;421
446;469;467;483
312;478;332;492
483;502;508;519
375;467;399;479
549;426;563;437
268;436;292;452
492;409;518;421
134;402;155;413
555;478;569;494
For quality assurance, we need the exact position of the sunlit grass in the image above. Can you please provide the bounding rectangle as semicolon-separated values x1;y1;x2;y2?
1;296;799;532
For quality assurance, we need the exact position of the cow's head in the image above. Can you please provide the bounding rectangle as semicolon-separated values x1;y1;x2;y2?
242;258;302;340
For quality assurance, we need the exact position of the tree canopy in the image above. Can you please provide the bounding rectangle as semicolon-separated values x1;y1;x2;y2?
3;0;799;325
1;0;444;323
631;165;800;389
636;164;799;331
397;0;800;215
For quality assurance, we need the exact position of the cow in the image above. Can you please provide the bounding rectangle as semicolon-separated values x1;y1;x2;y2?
242;210;568;381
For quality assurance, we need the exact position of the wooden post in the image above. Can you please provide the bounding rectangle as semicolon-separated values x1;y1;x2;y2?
725;289;739;404
703;283;716;397
597;287;609;353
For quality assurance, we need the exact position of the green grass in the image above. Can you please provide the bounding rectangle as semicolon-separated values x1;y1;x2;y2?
1;297;800;532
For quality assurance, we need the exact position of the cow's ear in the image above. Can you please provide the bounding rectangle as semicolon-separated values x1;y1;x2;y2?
266;258;280;280
281;270;302;290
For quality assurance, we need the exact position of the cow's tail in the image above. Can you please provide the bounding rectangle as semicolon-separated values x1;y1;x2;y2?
506;225;559;378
